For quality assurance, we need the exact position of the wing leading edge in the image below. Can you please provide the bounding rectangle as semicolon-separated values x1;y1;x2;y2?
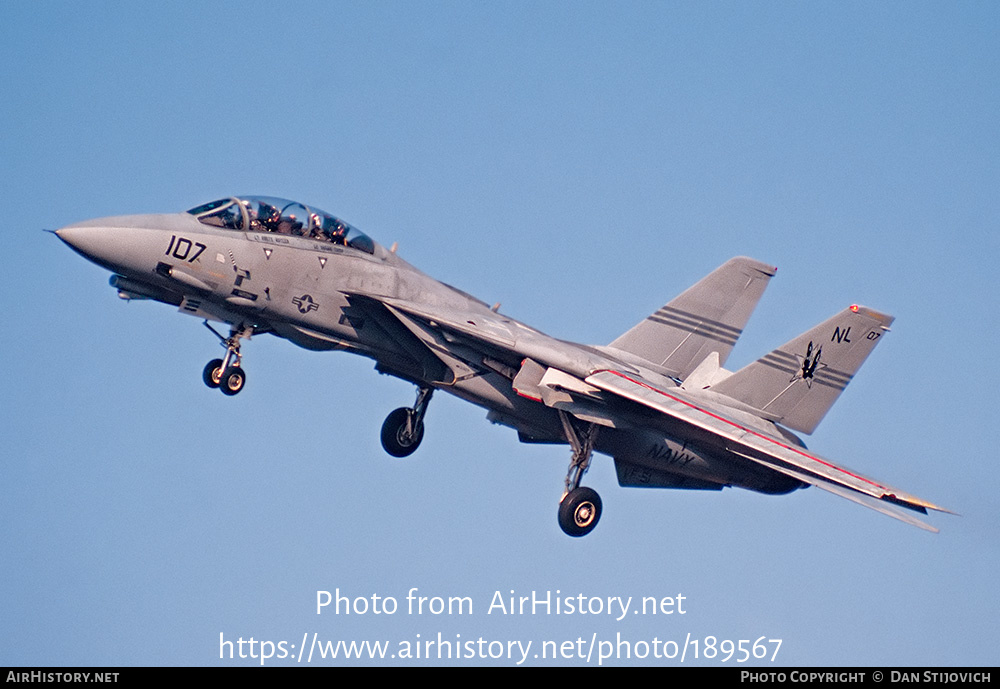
585;369;951;531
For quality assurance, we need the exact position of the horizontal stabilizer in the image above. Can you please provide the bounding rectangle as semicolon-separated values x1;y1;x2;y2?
609;257;776;379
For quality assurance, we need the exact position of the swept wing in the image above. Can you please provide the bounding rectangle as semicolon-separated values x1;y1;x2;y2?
350;293;951;531
585;369;952;531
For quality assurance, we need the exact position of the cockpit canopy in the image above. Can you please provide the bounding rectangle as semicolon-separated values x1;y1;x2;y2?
187;196;375;255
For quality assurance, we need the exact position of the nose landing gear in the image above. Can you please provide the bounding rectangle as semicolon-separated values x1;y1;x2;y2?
202;322;253;396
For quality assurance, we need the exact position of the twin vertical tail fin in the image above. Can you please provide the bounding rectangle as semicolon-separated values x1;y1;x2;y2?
609;257;777;379
710;305;895;434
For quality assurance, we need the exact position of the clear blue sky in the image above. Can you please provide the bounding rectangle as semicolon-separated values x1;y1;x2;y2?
2;1;997;666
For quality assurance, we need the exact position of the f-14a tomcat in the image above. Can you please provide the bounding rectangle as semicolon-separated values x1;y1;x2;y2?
54;195;950;536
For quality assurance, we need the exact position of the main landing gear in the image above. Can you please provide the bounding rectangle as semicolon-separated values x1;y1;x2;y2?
376;389;602;536
202;322;253;396
381;387;433;457
558;412;602;537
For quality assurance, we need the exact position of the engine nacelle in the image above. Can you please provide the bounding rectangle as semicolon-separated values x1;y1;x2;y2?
601;427;805;495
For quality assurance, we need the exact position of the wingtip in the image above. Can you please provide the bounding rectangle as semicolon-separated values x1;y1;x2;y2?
911;496;958;516
885;492;957;517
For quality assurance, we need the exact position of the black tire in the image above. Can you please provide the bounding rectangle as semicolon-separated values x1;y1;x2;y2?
203;359;225;388
380;407;423;457
558;487;602;537
219;366;246;396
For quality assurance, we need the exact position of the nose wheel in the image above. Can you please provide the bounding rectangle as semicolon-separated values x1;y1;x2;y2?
218;365;246;396
381;387;433;457
203;359;225;388
202;322;253;396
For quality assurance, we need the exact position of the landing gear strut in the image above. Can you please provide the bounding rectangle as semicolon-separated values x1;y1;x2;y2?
558;412;602;537
202;322;253;396
381;386;433;457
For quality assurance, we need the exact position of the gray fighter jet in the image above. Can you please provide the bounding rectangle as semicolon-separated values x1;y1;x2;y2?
54;195;950;536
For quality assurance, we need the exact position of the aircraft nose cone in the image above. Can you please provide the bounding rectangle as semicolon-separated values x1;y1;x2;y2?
54;213;186;276
54;223;87;243
53;218;146;274
54;222;109;262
